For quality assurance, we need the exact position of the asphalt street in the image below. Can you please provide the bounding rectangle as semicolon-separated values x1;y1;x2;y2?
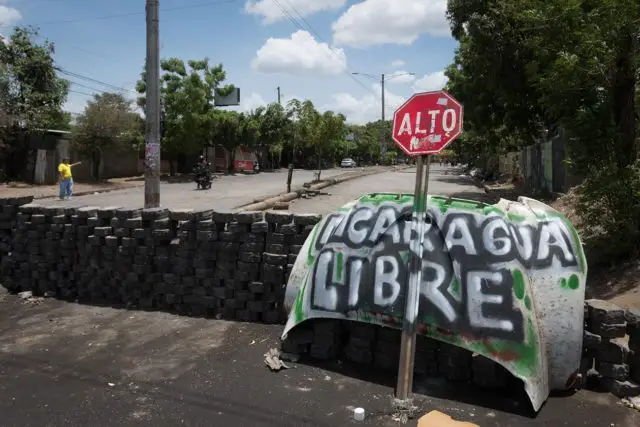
36;168;348;211
3;165;638;425
290;164;487;214
0;292;638;427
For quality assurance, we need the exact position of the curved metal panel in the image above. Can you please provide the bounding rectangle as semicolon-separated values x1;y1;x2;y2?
282;193;587;412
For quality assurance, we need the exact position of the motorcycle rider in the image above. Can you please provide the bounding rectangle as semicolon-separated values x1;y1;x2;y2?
193;155;212;189
195;155;207;175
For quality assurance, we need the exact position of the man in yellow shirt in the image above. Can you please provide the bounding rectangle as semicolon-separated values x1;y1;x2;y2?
58;158;81;200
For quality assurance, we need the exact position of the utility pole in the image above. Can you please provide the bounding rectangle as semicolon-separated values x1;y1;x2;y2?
144;0;161;208
352;72;413;164
380;73;386;162
277;86;281;104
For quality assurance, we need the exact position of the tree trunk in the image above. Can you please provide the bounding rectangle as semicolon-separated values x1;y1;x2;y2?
169;156;176;176
317;149;322;181
228;146;236;173
612;31;637;168
92;149;102;180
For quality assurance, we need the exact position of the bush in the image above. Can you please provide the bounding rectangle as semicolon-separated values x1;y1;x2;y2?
575;163;640;267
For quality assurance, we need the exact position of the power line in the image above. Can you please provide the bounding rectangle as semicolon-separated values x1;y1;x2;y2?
65;80;106;94
0;0;241;28
273;0;377;98
276;0;402;114
68;89;95;97
55;66;138;94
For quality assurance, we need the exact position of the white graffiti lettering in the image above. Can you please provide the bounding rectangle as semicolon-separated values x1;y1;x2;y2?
466;270;516;335
313;250;339;311
310;203;578;342
421;260;456;323
374;256;401;307
483;217;512;257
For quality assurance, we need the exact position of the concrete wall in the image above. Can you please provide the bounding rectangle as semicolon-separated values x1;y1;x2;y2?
72;147;142;181
32;144;143;184
0;197;638;401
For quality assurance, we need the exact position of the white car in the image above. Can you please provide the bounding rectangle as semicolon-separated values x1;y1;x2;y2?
341;158;357;168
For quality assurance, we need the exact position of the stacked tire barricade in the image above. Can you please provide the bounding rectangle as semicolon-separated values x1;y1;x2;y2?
0;197;34;272
282;320;512;390
281;302;640;400
1;197;639;402
582;300;640;398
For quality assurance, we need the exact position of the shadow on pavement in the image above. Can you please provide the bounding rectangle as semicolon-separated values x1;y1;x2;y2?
299;357;537;419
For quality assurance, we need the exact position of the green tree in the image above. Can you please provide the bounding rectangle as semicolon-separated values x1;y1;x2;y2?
256;102;290;169
0;27;70;128
286;98;303;166
303;104;346;180
445;0;640;264
136;57;235;174
211;109;240;172
0;26;70;177
72;92;141;179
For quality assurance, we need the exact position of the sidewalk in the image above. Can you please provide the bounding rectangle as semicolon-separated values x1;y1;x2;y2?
0;178;144;199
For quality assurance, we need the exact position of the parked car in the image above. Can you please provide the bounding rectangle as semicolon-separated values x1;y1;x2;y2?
341;158;357;168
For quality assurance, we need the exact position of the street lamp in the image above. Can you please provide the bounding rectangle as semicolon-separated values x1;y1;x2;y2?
352;72;415;162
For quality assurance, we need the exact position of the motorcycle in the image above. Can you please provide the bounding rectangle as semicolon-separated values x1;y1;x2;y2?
193;163;212;190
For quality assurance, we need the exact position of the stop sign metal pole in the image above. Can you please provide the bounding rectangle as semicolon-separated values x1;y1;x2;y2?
396;153;431;401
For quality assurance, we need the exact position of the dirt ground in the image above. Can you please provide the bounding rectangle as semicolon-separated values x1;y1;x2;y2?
1;290;638;427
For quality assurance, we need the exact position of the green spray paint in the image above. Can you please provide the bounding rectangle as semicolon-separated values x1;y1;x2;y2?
507;211;526;222
568;274;580;290
334;251;344;281
524;295;532;310
483;206;505;216
560;274;580;290
305;224;321;266
449;278;461;299
547;211;587;274
293;282;306;324
512;269;526;300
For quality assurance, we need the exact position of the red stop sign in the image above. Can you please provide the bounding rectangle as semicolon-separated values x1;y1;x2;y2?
392;90;464;156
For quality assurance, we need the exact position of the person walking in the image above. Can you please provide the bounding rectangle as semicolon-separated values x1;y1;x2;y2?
58;158;81;200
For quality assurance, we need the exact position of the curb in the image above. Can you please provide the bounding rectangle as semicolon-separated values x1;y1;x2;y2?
236;166;409;212
33;183;145;200
470;176;491;193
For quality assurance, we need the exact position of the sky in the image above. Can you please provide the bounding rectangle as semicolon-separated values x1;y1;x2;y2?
0;0;458;125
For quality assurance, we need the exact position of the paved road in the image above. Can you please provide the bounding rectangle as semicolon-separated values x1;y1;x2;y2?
0;293;637;427
36;168;350;211
290;164;486;214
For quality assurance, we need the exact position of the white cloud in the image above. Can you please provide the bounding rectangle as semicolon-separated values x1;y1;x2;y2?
412;70;448;92
0;4;22;27
391;59;405;68
387;71;415;84
252;30;347;75
324;83;405;125
245;0;347;24
332;0;450;48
